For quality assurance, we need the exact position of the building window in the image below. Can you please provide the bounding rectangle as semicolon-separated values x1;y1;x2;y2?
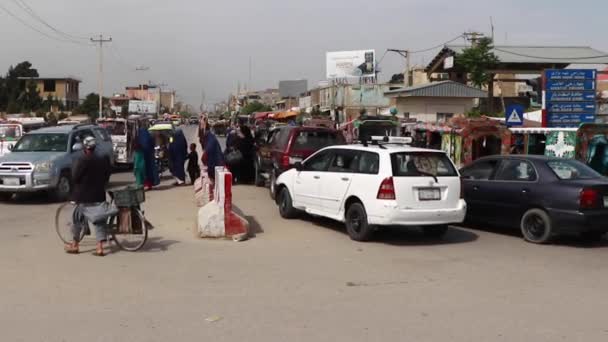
402;112;410;119
437;113;453;123
43;80;56;92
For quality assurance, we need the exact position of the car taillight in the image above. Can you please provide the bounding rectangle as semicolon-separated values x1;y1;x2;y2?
580;188;601;209
377;177;396;200
281;154;290;168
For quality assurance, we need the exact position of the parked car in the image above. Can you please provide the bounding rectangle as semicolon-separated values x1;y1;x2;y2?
255;125;346;199
0;124;114;201
273;138;466;241
460;155;608;243
189;117;199;125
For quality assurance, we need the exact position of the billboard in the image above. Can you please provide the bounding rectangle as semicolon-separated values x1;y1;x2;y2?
128;100;157;114
326;50;376;79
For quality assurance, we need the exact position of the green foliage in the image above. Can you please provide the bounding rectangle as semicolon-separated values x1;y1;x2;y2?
455;38;499;88
466;107;483;118
76;93;108;119
0;61;41;112
241;101;272;115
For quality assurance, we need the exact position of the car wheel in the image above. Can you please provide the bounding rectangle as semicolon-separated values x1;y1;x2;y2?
580;231;605;243
520;209;553;244
254;160;265;187
423;225;449;238
278;187;298;219
345;202;373;242
269;170;277;200
52;173;71;202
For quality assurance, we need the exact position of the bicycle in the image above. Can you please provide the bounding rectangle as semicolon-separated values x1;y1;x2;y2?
55;186;148;252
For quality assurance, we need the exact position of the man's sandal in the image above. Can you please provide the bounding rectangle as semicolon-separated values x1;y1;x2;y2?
64;243;79;254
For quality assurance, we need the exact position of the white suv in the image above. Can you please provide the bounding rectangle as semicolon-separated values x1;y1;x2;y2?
274;139;467;241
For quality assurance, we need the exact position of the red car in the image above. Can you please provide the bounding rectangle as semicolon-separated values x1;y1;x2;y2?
255;125;345;199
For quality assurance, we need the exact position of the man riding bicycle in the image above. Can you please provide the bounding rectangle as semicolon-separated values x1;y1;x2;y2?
64;136;112;256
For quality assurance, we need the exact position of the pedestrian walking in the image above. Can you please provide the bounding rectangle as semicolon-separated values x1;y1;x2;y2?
132;139;146;187
169;129;188;185
232;125;256;184
199;118;224;181
138;128;159;190
187;143;201;184
64;136;112;256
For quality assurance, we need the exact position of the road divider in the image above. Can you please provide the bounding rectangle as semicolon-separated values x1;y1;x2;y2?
196;166;249;240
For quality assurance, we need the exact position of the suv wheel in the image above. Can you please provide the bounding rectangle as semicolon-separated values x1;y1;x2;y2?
254;160;265;187
521;209;553;244
269;170;277;200
345;202;373;241
52;172;71;202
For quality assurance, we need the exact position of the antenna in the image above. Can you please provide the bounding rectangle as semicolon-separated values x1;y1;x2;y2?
490;16;495;42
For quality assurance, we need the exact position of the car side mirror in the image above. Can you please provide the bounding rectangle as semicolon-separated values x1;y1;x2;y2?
294;162;304;172
72;143;83;152
7;144;13;151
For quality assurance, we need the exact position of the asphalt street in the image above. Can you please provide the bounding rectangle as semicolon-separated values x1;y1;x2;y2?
0;125;607;342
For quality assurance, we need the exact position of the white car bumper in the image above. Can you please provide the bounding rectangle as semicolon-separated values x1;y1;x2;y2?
368;200;467;226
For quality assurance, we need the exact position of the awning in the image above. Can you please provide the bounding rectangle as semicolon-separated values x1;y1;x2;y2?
274;111;298;120
253;111;274;120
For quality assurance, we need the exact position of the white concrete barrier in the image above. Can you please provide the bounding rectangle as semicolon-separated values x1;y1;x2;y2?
197;167;249;239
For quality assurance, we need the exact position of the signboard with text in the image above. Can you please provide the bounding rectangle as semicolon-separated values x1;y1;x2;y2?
128;100;157;114
326;50;376;79
544;69;597;127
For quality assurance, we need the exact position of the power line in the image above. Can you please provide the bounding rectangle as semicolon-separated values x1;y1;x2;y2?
11;0;89;41
0;2;90;46
493;47;608;60
409;34;465;54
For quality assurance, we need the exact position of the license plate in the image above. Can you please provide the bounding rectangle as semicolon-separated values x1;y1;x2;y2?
419;188;440;201
3;177;20;186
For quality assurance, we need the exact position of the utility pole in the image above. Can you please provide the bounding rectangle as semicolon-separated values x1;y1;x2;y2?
463;31;484;46
387;49;411;86
90;35;112;119
248;56;252;92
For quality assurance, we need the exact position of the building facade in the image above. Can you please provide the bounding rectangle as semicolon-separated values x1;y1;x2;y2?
19;77;80;111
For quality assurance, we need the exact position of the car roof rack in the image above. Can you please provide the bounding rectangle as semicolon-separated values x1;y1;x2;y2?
358;135;412;148
72;123;93;130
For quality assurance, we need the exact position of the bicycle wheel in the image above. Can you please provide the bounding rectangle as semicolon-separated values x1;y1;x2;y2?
110;207;148;252
55;202;87;244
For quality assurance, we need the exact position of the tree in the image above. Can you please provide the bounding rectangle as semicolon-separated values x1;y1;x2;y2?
455;38;499;89
0;61;41;112
75;93;108;119
241;101;272;115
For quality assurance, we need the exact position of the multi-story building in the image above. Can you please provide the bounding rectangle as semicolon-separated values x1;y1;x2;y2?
18;76;80;111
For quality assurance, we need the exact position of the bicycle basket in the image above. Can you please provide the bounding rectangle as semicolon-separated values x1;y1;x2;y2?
113;185;145;207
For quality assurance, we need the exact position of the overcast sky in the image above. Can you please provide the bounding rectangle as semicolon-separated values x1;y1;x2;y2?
1;0;606;108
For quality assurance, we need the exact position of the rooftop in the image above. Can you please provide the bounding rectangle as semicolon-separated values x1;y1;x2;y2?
17;76;81;82
385;80;487;98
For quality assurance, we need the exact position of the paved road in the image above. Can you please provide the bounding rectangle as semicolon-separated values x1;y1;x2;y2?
1;125;607;341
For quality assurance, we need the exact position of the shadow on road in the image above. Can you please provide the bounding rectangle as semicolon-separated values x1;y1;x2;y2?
233;205;264;238
455;221;608;249
138;236;180;252
303;215;479;246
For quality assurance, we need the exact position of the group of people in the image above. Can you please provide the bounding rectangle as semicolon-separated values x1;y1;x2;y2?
132;128;201;189
197;118;257;184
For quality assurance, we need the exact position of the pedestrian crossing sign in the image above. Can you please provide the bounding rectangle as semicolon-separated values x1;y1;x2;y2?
505;104;524;126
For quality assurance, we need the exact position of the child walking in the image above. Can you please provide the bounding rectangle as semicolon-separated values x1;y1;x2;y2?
187;143;201;184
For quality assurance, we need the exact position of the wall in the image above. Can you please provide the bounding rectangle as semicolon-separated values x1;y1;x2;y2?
394;97;475;122
34;79;79;110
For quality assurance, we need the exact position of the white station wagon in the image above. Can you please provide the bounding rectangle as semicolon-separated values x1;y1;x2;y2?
274;137;467;241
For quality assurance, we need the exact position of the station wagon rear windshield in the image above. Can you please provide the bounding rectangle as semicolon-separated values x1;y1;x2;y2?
292;130;344;150
391;152;458;177
547;160;601;180
12;133;68;152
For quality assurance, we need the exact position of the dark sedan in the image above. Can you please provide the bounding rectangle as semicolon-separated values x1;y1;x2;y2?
460;155;608;244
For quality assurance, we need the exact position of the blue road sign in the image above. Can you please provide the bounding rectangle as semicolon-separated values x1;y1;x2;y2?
547;102;596;113
546;114;596;127
505;104;524;126
545;91;595;102
546;80;596;91
545;69;596;81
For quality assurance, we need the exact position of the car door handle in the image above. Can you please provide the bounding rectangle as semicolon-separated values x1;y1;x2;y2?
313;175;320;179
522;189;529;194
341;177;350;181
473;186;479;191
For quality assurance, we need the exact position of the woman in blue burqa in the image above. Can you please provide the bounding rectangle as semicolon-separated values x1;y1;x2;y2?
137;128;159;190
169;128;188;185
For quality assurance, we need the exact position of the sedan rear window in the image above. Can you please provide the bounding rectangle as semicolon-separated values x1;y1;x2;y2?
391;152;458;177
547;160;601;180
292;131;344;150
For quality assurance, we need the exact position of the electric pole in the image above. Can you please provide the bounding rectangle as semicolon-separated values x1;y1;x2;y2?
387;49;411;86
90;34;112;119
